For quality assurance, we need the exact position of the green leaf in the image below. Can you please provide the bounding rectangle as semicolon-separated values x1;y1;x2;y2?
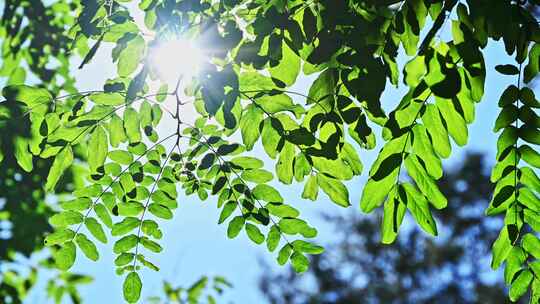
61;198;92;211
49;211;83;227
261;118;281;159
499;85;520;107
520;145;540;168
227;216;245;239
362;135;406;212
123;272;142;303
509;270;533;302
424;53;445;90
108;150;133;165
291;240;324;254
109;114;127;147
124;107;141;143
435;97;468;146
148;203;173;220
113;234;138;254
494;105;519;132
524;209;540;232
317;174;350;207
46;146;73;190
115;253;135;266
14;138;32;172
266;225;281;252
44;229;75;246
140;236;162;253
267;203;299;218
230;156;264;169
533;278;540;304
490;147;518;182
404;56;426;87
120;174;136;193
491;226;512;269
411;124;442;179
302;175;318;201
138;255;159;271
308;158;341;182
141;220;162;239
242;169;273;183
269;41;300;86
118;36;145;77
118;201;145;217
455;71;476;123
519;188;540;211
521;167;540;193
256;94;304;117
54;241;76;271
308;69;335;105
218;201;237;224
239;72;276;91
85;217;107;243
239;105;263;150
276;143;295;184
519;125;540;145
74;184;102;198
112;217;140;236
76;233;99;261
404;154;447;209
524;44;540;83
486;175;515;215
381;194;406;244
88;126;108;172
245;223;265;244
422;104;451;158
7;67;25;86
252;184;283;203
361;170;399;213
401;183;438;236
290;252;309;273
90;92;125;105
394;96;424;128
277;244;293;265
531;261;540;278
495;64;520;75
94;203;113;228
151;191;177;209
279;218;317;238
522;233;540;259
340;143;363;175
496;127;518;160
504;247;526;284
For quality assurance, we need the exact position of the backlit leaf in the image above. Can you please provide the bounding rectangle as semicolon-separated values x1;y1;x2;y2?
123;272;142;303
46;146;73;190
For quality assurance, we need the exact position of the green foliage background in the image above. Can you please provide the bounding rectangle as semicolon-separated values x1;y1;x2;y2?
1;0;540;303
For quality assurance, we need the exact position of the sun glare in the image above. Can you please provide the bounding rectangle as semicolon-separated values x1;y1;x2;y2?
150;38;204;84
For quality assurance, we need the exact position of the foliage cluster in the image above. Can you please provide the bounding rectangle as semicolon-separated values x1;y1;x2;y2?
260;154;514;303
1;0;540;303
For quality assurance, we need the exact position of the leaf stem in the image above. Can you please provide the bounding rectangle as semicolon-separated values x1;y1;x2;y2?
132;143;177;270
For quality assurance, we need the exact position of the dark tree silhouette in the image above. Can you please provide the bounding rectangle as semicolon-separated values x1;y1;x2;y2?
0;1;88;301
259;153;522;304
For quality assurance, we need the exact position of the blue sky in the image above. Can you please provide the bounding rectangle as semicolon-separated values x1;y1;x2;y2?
18;12;526;304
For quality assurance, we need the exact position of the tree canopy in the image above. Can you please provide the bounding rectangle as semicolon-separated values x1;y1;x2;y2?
1;0;540;303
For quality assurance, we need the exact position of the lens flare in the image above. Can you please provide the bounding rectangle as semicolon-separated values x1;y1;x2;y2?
150;38;204;84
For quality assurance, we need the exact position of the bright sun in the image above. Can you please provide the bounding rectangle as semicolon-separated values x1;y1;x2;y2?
150;38;204;84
